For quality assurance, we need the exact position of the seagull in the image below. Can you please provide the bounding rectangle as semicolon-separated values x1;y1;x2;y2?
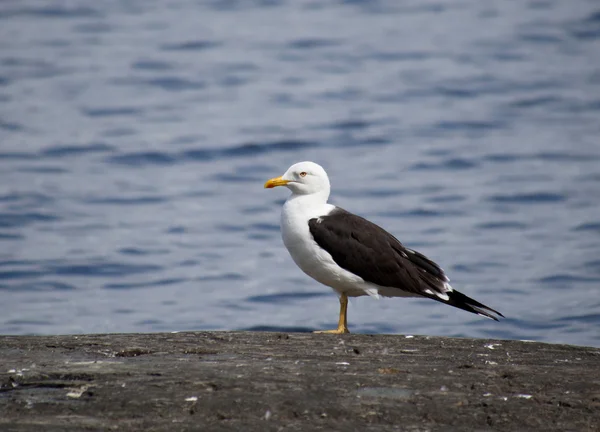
264;161;504;334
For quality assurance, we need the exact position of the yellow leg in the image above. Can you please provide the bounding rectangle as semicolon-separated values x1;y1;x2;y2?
314;294;350;334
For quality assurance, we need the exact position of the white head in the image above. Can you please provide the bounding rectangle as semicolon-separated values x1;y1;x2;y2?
264;161;330;198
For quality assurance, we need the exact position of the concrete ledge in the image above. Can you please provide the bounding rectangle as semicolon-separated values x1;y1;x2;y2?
1;331;599;431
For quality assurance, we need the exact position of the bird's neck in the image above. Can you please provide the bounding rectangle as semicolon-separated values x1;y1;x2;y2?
283;191;330;220
287;190;329;206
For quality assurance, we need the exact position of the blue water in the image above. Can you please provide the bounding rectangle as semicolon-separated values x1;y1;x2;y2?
1;0;600;347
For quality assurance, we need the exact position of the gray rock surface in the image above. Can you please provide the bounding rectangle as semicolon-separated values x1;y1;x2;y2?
1;331;599;431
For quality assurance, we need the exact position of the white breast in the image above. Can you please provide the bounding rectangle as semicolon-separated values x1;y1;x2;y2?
280;198;367;296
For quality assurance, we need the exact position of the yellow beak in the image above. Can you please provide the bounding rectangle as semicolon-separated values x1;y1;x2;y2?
264;176;289;189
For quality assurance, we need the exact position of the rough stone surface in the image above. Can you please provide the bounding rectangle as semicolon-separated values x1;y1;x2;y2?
1;331;599;431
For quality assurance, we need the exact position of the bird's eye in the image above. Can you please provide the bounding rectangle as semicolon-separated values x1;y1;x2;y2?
299;172;307;177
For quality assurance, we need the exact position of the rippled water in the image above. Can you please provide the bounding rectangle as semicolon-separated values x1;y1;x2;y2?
1;0;600;347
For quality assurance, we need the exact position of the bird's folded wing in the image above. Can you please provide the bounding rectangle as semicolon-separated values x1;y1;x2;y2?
308;208;450;297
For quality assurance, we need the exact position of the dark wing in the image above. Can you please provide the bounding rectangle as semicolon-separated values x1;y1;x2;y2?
308;207;503;320
308;208;448;296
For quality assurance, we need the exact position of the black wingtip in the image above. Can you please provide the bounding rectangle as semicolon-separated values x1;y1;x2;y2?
433;290;504;321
